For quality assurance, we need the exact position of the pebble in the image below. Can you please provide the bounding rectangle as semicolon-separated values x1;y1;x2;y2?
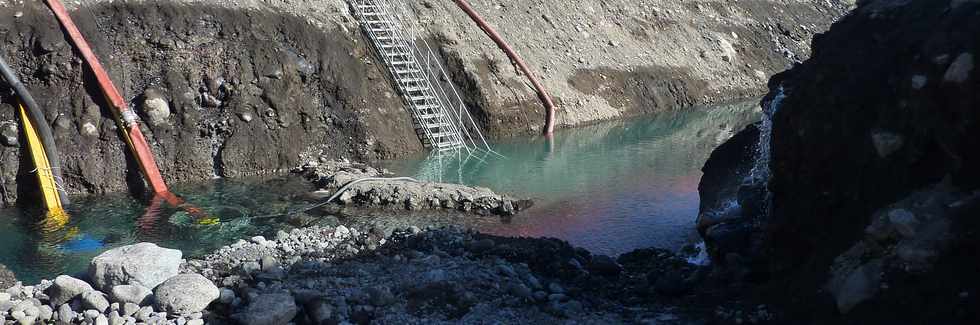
121;302;140;317
57;303;76;322
548;282;565;294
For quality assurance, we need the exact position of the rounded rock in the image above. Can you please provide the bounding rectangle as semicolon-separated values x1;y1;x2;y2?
45;275;95;306
89;243;182;290
153;274;219;314
110;285;153;306
81;291;111;313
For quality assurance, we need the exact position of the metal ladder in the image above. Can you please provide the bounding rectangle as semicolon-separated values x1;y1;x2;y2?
349;0;494;154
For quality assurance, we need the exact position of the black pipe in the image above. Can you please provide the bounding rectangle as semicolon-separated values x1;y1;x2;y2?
0;53;71;206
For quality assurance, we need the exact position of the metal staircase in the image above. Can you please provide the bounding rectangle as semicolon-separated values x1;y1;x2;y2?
350;0;494;154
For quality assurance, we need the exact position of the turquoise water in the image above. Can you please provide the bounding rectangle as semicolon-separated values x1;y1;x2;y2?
0;101;759;283
0;177;317;284
382;102;760;256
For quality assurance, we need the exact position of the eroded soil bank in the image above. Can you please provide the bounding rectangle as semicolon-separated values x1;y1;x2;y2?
0;0;849;206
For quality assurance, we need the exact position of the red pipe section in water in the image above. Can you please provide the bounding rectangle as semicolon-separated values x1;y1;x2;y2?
453;0;557;136
45;0;170;195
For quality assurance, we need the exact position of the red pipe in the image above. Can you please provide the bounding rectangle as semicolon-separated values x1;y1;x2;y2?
45;0;169;195
453;0;557;136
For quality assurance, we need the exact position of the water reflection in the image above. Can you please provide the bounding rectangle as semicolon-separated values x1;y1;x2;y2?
0;176;316;283
383;102;761;255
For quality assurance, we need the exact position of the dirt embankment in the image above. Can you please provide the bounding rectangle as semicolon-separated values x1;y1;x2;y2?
412;0;851;136
0;0;849;206
0;1;420;206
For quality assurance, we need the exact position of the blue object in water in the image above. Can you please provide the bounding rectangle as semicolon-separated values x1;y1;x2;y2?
59;234;104;253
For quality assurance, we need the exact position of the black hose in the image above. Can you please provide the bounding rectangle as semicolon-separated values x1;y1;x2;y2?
0;53;71;206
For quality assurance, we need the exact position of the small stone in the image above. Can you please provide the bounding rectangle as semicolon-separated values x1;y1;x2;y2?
81;291;110;313
121;302;140;317
367;286;394;307
871;131;904;158
533;291;548;301
507;283;533;300
238;112;254;122
38;305;53;320
95;314;109;325
46;275;95;306
10;310;26;321
250;236;266;244
57;303;76;322
943;53;974;83
143;91;171;127
232;293;298;325
547;293;568;302
548;282;565;294
83;309;101;320
187;320;204;325
0;292;9;302
136;306;154;321
242;261;261;274
911;75;928;89
81;122;99;137
887;209;919;238
108;311;125;325
111;285;153;306
0;123;16;147
153;274;219;314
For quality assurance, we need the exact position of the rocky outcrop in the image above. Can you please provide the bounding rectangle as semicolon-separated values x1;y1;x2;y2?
698;0;980;322
302;160;531;215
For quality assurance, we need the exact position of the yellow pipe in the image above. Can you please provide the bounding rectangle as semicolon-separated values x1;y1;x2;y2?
18;103;65;212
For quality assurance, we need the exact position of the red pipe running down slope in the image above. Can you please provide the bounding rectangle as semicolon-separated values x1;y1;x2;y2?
44;0;170;195
453;0;557;136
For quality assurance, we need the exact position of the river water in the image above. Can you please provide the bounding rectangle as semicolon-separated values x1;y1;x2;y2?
383;101;760;256
0;101;759;283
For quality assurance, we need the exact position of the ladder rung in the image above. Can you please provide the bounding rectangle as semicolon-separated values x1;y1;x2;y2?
400;77;424;83
434;141;459;149
370;28;393;33
390;60;415;65
394;69;420;74
418;113;443;119
430;132;454;138
403;86;428;92
385;51;412;57
425;122;452;129
381;43;407;49
414;104;439;110
409;95;435;102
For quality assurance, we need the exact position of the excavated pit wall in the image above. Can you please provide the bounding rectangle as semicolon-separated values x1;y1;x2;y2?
0;0;850;206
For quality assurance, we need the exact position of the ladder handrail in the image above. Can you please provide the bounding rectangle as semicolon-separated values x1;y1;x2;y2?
350;0;495;155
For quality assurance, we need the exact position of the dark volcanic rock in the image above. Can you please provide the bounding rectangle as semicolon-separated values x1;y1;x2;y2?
699;0;980;323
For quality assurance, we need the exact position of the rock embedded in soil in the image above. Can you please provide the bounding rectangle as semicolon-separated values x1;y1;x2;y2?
89;243;182;290
153;274;219;314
